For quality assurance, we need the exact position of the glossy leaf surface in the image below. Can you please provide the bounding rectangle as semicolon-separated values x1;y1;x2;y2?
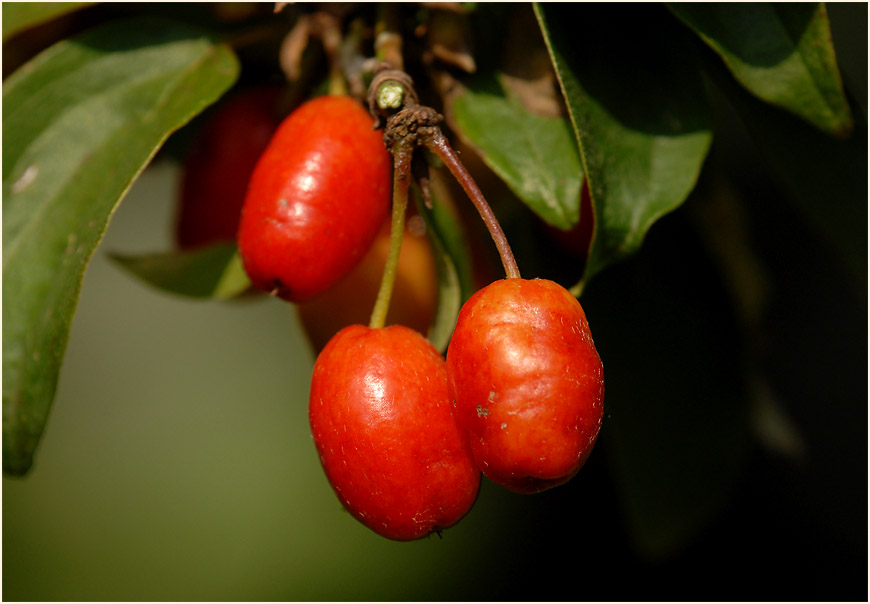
534;3;713;291
451;75;583;230
2;17;239;475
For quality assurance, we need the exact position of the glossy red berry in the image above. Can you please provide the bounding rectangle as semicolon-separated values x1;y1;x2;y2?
446;278;604;494
237;95;391;302
309;324;480;540
176;86;282;249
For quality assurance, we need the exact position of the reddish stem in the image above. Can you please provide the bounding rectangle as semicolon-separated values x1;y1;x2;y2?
423;130;521;280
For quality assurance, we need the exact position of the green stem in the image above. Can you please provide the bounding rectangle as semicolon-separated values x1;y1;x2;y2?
369;141;413;329
327;67;347;96
568;280;585;300
423;130;521;280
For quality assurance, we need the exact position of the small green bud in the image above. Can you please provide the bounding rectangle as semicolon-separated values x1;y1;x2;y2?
377;81;405;110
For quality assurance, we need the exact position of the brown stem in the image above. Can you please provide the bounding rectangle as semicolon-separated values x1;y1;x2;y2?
423;130;521;280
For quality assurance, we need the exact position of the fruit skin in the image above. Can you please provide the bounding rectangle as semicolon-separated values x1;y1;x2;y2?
446;278;604;494
237;95;392;302
296;216;438;353
309;324;480;540
176;86;282;249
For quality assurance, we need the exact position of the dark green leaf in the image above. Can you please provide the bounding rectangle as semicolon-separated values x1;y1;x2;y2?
109;244;251;300
583;214;752;559
704;48;867;289
534;3;713;292
2;2;95;41
668;2;853;137
2;17;239;475
450;75;583;230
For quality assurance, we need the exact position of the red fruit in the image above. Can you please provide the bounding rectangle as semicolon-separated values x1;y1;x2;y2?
176;86;282;249
309;325;480;540
237;95;392;302
446;278;604;494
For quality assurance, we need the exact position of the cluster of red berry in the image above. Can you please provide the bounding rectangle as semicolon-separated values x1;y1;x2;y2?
179;88;604;541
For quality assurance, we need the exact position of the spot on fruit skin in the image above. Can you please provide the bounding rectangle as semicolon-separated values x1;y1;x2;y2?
476;405;489;418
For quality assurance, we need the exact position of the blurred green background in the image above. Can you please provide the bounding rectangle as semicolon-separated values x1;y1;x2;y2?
3;3;867;601
2;162;514;601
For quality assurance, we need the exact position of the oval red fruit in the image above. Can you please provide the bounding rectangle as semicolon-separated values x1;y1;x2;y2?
237;95;391;302
446;278;604;494
309;325;480;540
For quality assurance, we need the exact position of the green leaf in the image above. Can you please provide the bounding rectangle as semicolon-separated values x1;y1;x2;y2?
2;2;95;41
109;244;252;300
2;17;239;476
411;174;475;353
668;2;853;138
450;75;584;230
534;3;713;292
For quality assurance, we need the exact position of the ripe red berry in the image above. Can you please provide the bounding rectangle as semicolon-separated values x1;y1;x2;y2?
446;278;604;494
309;324;480;540
176;86;282;249
237;95;392;302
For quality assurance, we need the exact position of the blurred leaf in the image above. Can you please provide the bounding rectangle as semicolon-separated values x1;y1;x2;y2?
703;47;867;289
668;2;853;138
583;213;752;559
2;17;239;476
109;244;251;300
412;173;475;353
450;75;584;230
534;3;713;292
1;2;95;42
